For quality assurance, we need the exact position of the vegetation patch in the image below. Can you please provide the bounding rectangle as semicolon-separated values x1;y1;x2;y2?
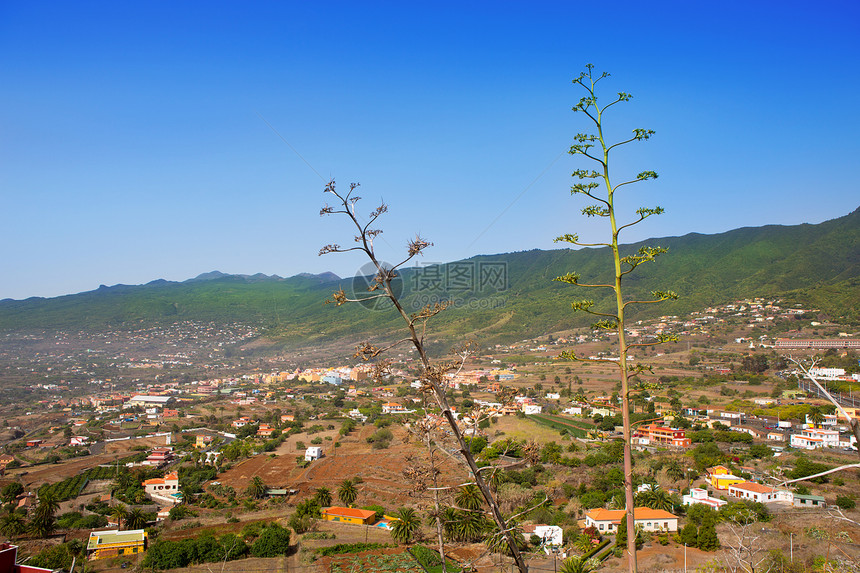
409;545;464;573
528;413;593;438
330;550;422;573
317;542;392;557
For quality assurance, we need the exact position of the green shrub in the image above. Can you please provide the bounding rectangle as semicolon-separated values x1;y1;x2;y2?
836;496;856;509
250;524;291;557
317;543;391;557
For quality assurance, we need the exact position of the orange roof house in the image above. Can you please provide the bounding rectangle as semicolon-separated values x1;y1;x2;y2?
321;506;377;525
142;472;181;505
257;424;276;437
584;507;678;533
728;482;794;504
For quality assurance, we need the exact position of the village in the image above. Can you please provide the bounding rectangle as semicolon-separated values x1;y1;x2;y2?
0;298;857;571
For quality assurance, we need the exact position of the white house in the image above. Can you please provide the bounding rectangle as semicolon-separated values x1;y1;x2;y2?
728;482;793;504
381;402;411;414
585;508;678;533
791;428;841;449
522;404;543;415
142;472;182;505
125;395;173;409
809;367;846;379
347;409;368;422
563;406;584;416
522;524;563;553
545;393;560;400
682;488;727;509
305;446;323;461
794;494;827;509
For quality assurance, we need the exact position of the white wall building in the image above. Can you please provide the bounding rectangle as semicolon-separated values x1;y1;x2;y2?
728;482;793;504
805;414;838;427
523;524;563;553
125;395;173;409
305;446;323;461
682;488;727;509
142;472;181;505
791;428;841;449
809;367;846;379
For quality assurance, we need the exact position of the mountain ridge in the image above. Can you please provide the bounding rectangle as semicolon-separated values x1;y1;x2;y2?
1;208;858;346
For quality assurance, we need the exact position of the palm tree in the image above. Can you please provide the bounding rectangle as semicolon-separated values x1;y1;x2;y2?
125;507;147;530
29;492;60;538
314;487;332;507
574;535;593;554
0;511;26;540
455;485;482;511
451;510;487;542
487;522;524;556
809;407;825;428
246;476;268;500
560;556;599;573
487;469;503;494
390;507;420;545
337;479;357;506
112;471;135;494
634;489;655;508
649;490;674;512
665;460;685;482
437;507;460;541
110;503;128;530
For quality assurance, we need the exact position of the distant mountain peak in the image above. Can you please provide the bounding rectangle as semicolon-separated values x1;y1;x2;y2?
188;271;230;282
295;272;341;282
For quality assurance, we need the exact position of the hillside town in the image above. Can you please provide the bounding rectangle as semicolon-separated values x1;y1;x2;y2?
0;298;857;572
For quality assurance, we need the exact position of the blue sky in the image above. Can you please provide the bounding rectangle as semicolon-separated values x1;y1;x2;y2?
2;1;858;300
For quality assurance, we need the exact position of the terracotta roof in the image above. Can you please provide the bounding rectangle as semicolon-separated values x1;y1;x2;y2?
142;472;178;486
729;482;777;494
585;507;676;523
322;506;377;520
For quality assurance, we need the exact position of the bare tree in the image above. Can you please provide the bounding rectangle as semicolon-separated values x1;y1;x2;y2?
404;418;451;572
319;181;529;573
719;508;775;573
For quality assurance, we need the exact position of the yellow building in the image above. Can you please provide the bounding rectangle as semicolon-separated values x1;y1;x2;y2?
322;506;377;525
706;465;745;490
840;407;860;420
87;529;147;560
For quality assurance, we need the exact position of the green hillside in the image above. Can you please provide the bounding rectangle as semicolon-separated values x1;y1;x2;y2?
1;207;858;347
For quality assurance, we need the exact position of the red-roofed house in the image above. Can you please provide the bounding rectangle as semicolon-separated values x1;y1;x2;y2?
632;423;691;448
